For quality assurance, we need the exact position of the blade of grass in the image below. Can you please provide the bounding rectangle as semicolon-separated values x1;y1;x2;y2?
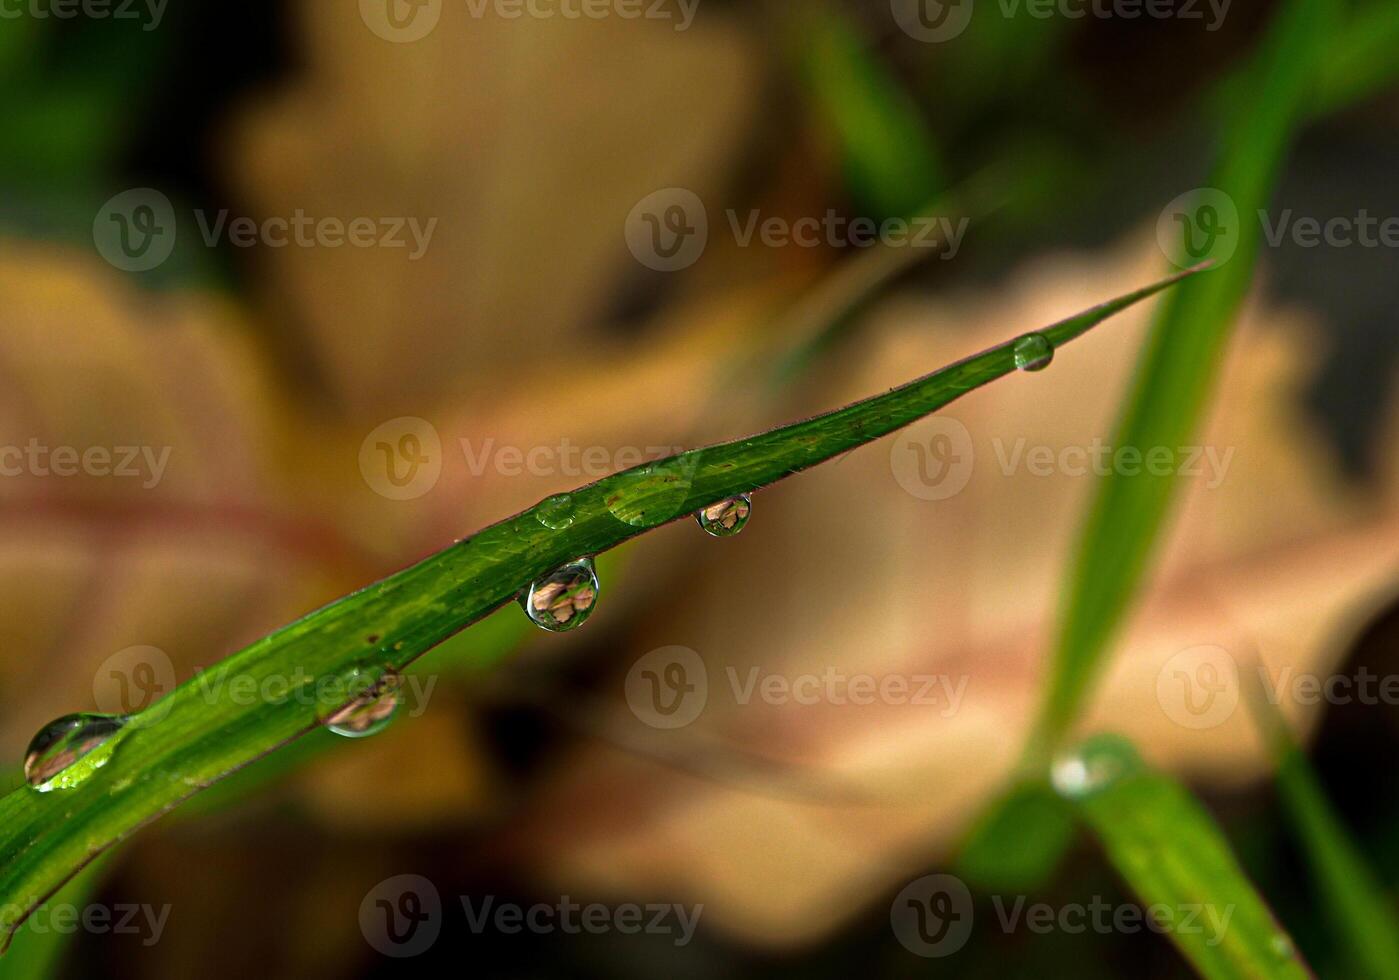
794;2;941;219
1246;667;1399;980
1027;0;1338;761
1057;734;1311;979
1311;1;1399;115
959;0;1338;891
0;265;1207;949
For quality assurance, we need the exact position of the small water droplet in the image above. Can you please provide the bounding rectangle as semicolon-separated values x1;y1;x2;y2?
520;558;599;632
24;713;128;793
606;457;697;528
1270;934;1295;959
696;495;751;537
536;494;576;530
319;665;402;738
1013;333;1054;372
1051;734;1143;801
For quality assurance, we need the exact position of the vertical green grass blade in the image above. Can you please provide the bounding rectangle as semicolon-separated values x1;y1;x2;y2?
1248;679;1399;979
797;4;941;219
1058;735;1311;979
1313;1;1399;115
1028;0;1339;757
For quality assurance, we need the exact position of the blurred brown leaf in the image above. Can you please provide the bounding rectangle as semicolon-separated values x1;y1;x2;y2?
508;239;1399;945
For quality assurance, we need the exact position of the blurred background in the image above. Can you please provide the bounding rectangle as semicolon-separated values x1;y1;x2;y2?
1;0;1398;976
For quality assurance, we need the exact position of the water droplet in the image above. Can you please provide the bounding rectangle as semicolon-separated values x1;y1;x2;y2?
606;456;697;528
696;495;751;537
319;665;402;738
1050;734;1143;801
24;713;128;793
1013;333;1054;372
535;494;576;530
1270;934;1295;960
520;558;599;632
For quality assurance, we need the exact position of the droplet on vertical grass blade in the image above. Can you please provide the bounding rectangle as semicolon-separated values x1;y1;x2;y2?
535;494;576;530
520;558;599;632
695;495;751;537
1050;734;1142;801
24;713;128;792
320;665;403;738
1013;332;1054;372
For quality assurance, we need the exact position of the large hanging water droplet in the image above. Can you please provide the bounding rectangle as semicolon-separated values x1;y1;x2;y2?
520;558;599;632
696;495;751;537
535;494;576;530
1013;332;1054;372
24;713;128;793
1050;734;1142;801
606;457;697;528
319;665;402;738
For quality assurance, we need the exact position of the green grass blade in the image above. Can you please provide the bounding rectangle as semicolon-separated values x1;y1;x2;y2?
0;266;1206;949
1247;677;1399;979
1027;0;1338;757
0;861;105;980
797;4;941;219
1312;1;1399;115
1057;734;1311;979
955;779;1077;892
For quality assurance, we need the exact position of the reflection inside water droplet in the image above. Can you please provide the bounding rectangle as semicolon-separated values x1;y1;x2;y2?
24;713;128;792
320;665;403;738
696;495;751;537
1050;734;1142;801
520;558;599;632
1013;332;1054;372
536;494;576;530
